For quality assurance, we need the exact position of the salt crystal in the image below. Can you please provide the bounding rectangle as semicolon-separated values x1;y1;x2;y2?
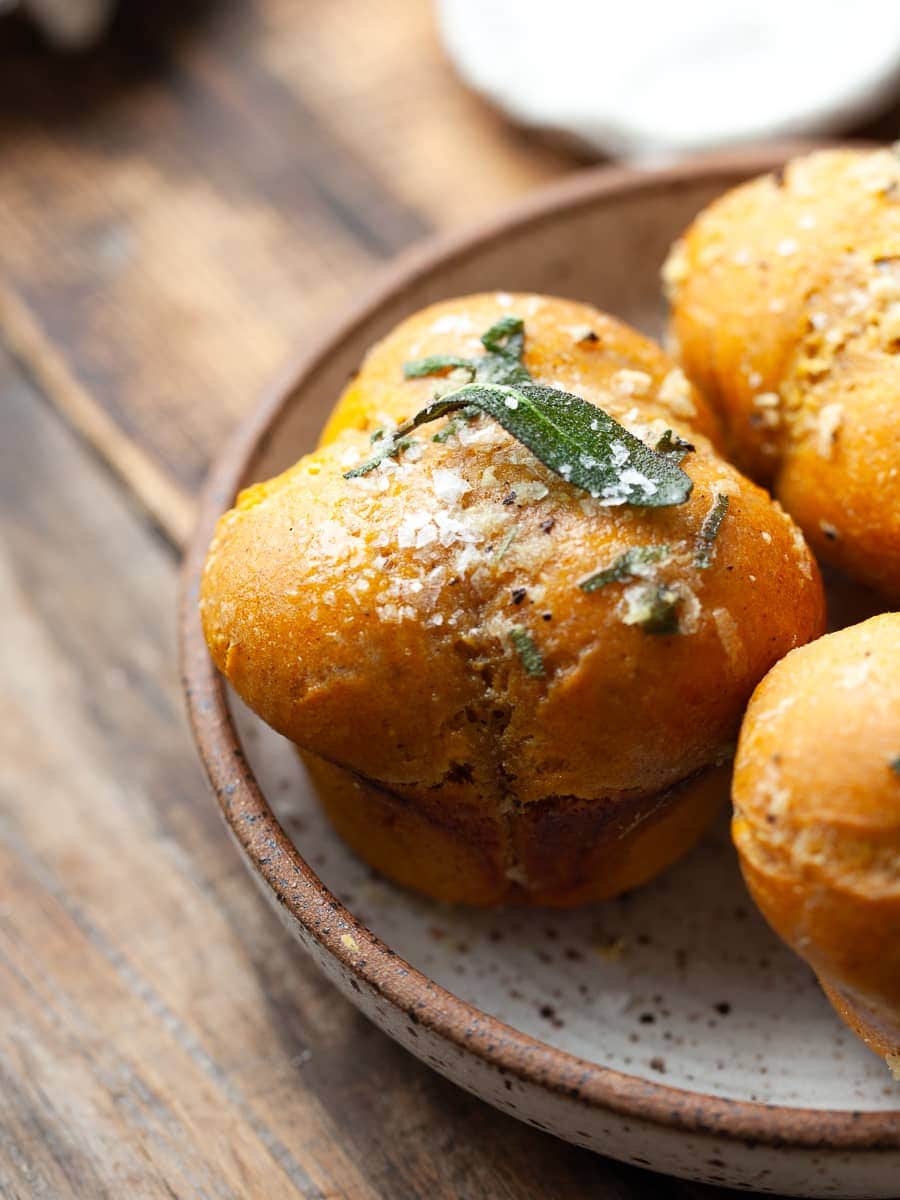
612;368;652;397
657;369;696;418
432;468;471;504
454;544;480;574
619;467;658;496
515;480;549;502
315;519;351;559
434;511;480;546
815;403;843;459
397;510;433;548
430;312;476;335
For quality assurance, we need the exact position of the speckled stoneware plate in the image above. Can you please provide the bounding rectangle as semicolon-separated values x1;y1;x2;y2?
181;147;900;1198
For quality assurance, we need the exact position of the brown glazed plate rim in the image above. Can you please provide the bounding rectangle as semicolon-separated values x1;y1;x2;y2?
180;146;900;1152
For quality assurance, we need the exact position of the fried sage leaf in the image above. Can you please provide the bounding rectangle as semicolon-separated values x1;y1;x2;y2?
347;381;693;506
346;315;693;508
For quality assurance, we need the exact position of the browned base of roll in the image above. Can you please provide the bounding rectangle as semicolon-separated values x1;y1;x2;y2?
302;753;729;906
820;979;900;1076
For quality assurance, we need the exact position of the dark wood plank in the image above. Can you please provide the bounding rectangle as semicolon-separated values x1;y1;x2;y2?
0;348;680;1197
0;0;574;545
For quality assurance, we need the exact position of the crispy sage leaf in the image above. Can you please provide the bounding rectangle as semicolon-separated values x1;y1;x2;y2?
346;315;693;507
347;381;693;506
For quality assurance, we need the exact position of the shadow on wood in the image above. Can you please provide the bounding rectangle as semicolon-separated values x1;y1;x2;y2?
0;0;219;135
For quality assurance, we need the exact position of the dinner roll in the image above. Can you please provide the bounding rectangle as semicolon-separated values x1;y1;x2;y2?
665;146;900;599
202;293;825;905
733;613;900;1076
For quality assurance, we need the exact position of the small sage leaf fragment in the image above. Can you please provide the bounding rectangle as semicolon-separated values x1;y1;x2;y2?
432;404;481;443
493;526;518;564
480;315;525;357
695;493;730;568
403;354;476;379
344;436;416;478
509;626;545;677
579;545;670;593
654;428;695;464
622;583;680;634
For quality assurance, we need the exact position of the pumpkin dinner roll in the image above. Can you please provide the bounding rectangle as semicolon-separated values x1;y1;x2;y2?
665;146;900;599
202;293;825;905
732;614;900;1077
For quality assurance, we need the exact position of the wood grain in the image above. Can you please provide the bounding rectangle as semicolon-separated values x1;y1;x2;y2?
1;347;725;1198
0;0;574;545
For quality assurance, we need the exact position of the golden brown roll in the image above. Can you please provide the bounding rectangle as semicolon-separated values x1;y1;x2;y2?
733;614;900;1076
201;293;825;905
665;146;900;599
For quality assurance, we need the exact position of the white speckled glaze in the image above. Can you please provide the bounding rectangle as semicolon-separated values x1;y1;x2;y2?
183;150;900;1197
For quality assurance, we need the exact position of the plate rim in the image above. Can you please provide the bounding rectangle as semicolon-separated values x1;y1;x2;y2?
180;147;900;1152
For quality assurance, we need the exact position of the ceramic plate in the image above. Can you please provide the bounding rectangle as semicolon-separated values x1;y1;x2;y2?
181;148;900;1198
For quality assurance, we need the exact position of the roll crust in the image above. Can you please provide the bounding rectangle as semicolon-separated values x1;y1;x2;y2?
732;613;900;1071
202;293;825;905
666;147;900;598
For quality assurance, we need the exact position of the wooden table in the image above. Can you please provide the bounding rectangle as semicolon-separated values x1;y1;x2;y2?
2;6;895;1197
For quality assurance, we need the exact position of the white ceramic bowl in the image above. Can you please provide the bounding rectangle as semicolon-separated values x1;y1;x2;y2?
181;148;900;1197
